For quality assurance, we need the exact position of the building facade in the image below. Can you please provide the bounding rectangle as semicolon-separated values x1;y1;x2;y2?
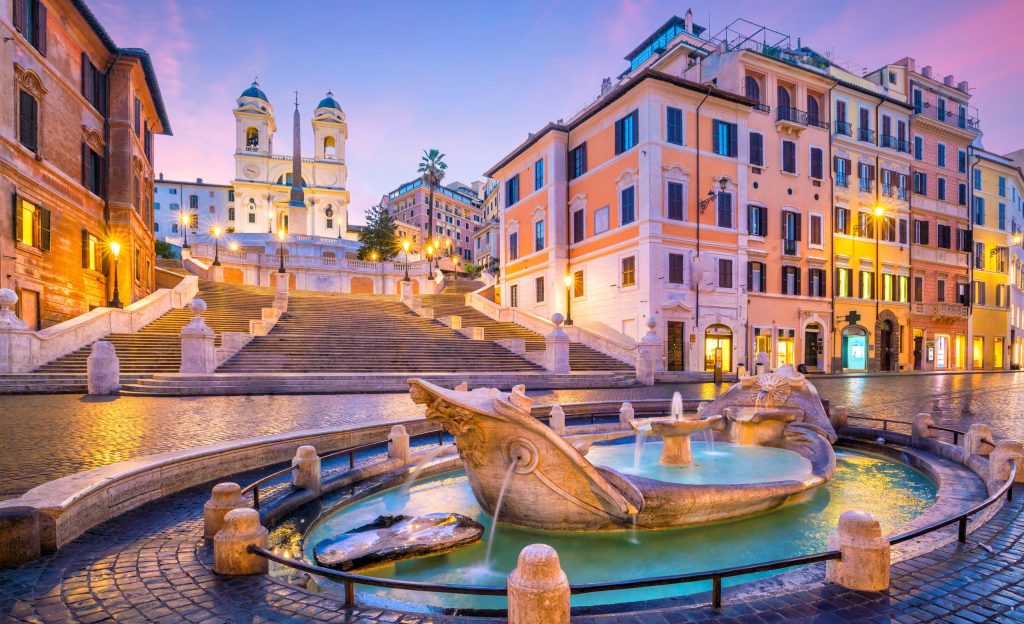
472;179;500;271
154;176;233;242
381;179;483;261
1;0;169;328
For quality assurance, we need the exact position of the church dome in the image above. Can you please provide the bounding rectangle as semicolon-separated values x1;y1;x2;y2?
317;91;343;111
240;81;269;102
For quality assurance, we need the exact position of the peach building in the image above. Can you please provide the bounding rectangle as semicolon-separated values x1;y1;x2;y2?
1;0;170;328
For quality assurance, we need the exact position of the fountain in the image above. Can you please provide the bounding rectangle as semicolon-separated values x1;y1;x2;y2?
629;391;724;465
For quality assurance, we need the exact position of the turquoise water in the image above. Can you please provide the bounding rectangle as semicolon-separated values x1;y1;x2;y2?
299;445;936;611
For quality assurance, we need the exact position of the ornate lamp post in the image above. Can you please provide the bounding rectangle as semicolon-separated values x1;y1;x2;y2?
108;241;122;308
180;212;191;248
563;273;574;326
211;225;222;266
370;251;383;294
402;239;411;282
425;244;433;269
277;228;287;273
267;208;275;234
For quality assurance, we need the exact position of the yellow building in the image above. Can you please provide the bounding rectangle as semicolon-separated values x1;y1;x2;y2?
970;148;1020;369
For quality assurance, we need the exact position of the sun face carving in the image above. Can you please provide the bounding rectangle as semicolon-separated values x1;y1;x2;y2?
751;373;792;408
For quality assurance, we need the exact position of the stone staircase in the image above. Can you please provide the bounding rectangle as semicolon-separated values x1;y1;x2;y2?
30;282;275;377
215;289;550;373
419;279;634;372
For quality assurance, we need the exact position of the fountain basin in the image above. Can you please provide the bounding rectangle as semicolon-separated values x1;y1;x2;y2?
632;415;723;465
725;406;804;445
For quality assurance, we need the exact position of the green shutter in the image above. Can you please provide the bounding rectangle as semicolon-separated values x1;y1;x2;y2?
81;228;88;267
12;193;21;241
39;206;51;251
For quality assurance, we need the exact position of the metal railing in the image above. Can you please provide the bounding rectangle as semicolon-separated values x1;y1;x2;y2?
242;416;1018;612
776;106;828;130
834;121;852;136
858;127;875;143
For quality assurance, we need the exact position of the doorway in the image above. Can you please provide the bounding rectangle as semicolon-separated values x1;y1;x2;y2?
913;333;923;370
841;326;868;371
667;321;686;371
803;325;821;370
879;320;894;371
18;288;40;330
704;324;732;372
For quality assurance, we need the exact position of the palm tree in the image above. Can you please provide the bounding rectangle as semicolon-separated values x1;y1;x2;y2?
418;148;448;252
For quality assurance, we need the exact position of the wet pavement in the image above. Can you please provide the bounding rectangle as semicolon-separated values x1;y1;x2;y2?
3;372;1024;498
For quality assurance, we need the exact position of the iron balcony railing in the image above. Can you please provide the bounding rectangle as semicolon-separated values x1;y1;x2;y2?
835;173;849;188
881;135;911;153
858;127;875;143
860;179;873;193
834;121;852;136
776;106;828;130
783;239;798;256
753;102;771;113
915;104;980;132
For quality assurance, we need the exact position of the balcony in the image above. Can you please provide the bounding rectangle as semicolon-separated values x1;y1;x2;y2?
776;107;828;132
882;184;895;197
835;173;849;188
783;239;798;256
915;103;980;132
881;135;911;153
753;102;771;113
859;179;873;193
244;144;260;152
912;302;968;321
834;121;852;136
857;128;875;143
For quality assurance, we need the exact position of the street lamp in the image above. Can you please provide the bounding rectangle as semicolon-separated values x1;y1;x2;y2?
108;241;122;308
211;225;222;266
1014;233;1022;246
452;255;459;278
402;239;411;282
698;177;730;214
267;208;275;234
228;241;239;253
563;273;574;326
180;212;191;248
277;228;286;273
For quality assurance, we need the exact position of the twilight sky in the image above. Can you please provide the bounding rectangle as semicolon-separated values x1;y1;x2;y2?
92;0;1024;225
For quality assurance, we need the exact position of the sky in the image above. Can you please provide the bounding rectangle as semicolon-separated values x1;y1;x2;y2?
92;0;1024;225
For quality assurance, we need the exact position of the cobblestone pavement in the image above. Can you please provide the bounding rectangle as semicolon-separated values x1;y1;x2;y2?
4;371;1024;499
1;467;1022;623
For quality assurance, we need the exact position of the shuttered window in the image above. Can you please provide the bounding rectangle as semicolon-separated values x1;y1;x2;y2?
18;90;38;153
614;110;639;155
12;196;49;251
712;120;737;157
749;132;764;166
572;209;585;243
718;259;733;289
668;253;685;284
747;261;766;292
782;140;796;173
666;182;685;221
13;0;47;54
810;147;823;179
80;53;107;113
569;143;587;179
666;107;683;145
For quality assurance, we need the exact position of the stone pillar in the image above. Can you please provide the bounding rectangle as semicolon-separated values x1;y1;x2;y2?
825;511;890;591
388;425;411;463
203;482;243;539
449;315;462;329
635;317;663;386
180;299;216;373
545;313;571;374
965;423;996;457
213;508;268;575
989;440;1024;484
829;406;850;431
911;413;936;447
87;341;120;395
507;544;570;624
399;280;414;303
273;272;289;311
549;405;566;435
0;288;32;374
619;402;635;425
0;506;40;568
291;446;321;491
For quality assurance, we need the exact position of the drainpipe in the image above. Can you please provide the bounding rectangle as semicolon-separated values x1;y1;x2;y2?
103;51;121;303
827;83;837;373
908;161;916;368
968;148;980;369
874;99;883;370
564;129;572;326
694;85;713;356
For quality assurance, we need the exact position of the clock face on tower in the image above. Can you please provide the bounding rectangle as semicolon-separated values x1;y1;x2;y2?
243;165;259;178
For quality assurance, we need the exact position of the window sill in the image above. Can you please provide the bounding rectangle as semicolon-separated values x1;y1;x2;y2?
15;242;43;258
780;170;799;177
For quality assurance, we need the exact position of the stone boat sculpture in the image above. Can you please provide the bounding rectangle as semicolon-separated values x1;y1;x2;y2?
408;367;835;531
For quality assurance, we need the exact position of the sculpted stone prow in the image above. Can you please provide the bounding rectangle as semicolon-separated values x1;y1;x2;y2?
409;378;642;530
719;365;837;443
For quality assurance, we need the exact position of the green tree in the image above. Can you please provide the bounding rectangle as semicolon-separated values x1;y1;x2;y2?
417;148;448;247
154;239;176;259
357;203;398;260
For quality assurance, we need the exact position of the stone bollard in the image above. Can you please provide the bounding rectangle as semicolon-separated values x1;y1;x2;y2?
87;341;120;395
291;446;321;491
180;299;216;373
507;544;570;624
0;288;31;374
0;506;41;567
619;402;635;425
635;317;663;386
399;280;414;303
965;423;996;457
389;425;411;464
911;413;936;447
989;440;1024;484
213;508;268;575
549;405;566;435
825;511;890;591
449;315;462;330
203;482;243;539
829;405;849;431
274;271;290;295
545;313;571;374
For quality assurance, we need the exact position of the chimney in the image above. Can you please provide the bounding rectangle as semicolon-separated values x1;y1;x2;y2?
684;8;693;33
958;80;969;93
943;74;955;87
921;65;932;79
197;177;203;184
159;172;164;181
902;56;915;72
600;77;612;94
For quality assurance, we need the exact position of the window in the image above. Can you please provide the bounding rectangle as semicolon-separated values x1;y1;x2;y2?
594;206;609;234
747;261;766;292
882;273;894;301
13;0;47;53
712;120;737;157
81;144;104;196
13;196;50;251
957;228;970;252
806;95;820;125
860;271;874;299
782;211;801;255
743;76;760;102
914;219;930;245
937;279;947;302
666;182;685;221
913;89;923;113
937;224;951;249
914;276;924;302
914;136;923;160
569;143;587;179
572;209;585;243
716;192;733;228
974;197;985;225
534;159;544;191
836;267;853;297
809;268;826;297
134;97;141;137
749;132;764;166
535;277;544;303
999;176;1007;197
748;205;767;237
621;256;636;287
505;175;520;207
913;171;927;195
666;107;683;145
782;140;796;174
974;281;986;305
898;276;910;303
974;168;982;190
620;186;636;225
859;163;875;192
937;143;946;167
959;150;967;173
718;259;733;288
781;266;800;295
534;219;545;251
999;203;1007;230
834;156;850;187
81;54;107;113
834;207;850;234
810;214;823;246
572;270;584;298
228;207;235;221
614;110;638;155
858;211;874;238
669;253;685;284
509;284;518;307
975;242;985;270
508;232;518;260
810;147;823;179
938;178;946;201
18;90;38;153
958;183;968;206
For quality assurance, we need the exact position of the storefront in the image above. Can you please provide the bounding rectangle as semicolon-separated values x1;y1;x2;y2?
704;324;733;372
841;325;869;371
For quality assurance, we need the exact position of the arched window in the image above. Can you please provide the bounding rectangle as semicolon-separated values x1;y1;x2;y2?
323;135;336;159
807;95;820;125
744;76;760;103
245;127;259;149
777;86;791;116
